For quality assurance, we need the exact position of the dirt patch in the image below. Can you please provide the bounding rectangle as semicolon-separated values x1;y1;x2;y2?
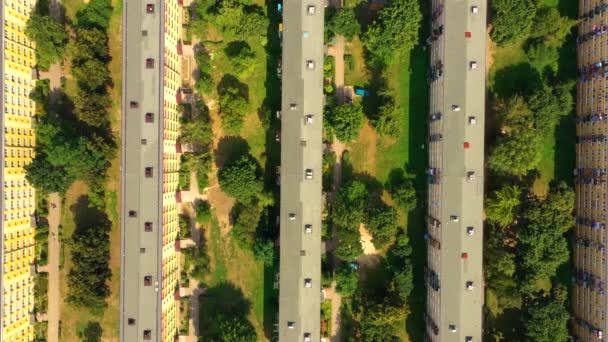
486;29;495;73
347;121;378;176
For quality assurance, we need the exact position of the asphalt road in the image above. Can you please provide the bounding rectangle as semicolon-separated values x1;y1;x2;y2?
278;0;324;341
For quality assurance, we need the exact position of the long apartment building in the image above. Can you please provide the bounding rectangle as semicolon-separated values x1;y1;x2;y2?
278;0;324;340
426;1;486;341
574;0;608;340
0;0;37;341
120;0;182;341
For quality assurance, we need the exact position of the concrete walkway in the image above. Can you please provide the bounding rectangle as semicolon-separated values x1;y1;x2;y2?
46;192;61;342
45;2;63;339
327;36;345;104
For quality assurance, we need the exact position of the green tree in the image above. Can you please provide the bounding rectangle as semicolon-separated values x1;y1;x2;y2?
335;265;358;297
179;102;212;145
253;239;274;266
386;170;416;211
392;262;413;302
365;203;398;249
371;101;401;137
488;126;542;176
333;181;367;228
81;321;103;342
327;8;361;41
25;155;74;193
526;43;559;74
194;199;212;223
224;41;256;75
73;91;112;127
25;14;67;69
523;288;569;342
72;59;111;91
328;103;364;142
231;202;264;249
76;0;113;30
218;86;249;133
490;0;537;45
528;83;574;133
518;183;574;292
357;299;406;341
66;223;111;310
363;0;422;63
335;226;363;262
495;96;532;129
218;155;262;202
69;28;109;65
485;185;522;227
217;316;257;342
213;3;268;41
530;7;576;48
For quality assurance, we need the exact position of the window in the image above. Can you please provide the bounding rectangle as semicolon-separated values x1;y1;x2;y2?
128;318;136;325
130;101;139;109
140;248;146;253
142;30;148;36
145;167;153;178
143;276;152;286
146;58;154;69
146;4;155;13
144;222;153;232
129;211;137;218
143;330;152;340
141;139;147;145
145;112;154;123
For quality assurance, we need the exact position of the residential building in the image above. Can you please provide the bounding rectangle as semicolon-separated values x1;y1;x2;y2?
573;0;608;340
120;0;182;341
426;0;486;341
278;0;324;340
0;0;37;341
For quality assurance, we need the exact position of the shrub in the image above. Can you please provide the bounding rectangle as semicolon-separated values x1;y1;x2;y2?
195;199;212;224
218;155;262;202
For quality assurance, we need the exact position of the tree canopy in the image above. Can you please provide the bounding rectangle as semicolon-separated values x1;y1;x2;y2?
328;103;364;142
25;14;67;70
335;265;359;297
364;202;399;249
485;185;522;227
363;0;422;63
490;0;537;45
371;101;402;138
327;8;361;41
488;127;542;176
518;183;574;292
179;102;213;146
530;7;576;48
217;316;257;342
218;155;263;202
523;288;569;342
75;0;113;30
219;85;249;134
224;41;256;75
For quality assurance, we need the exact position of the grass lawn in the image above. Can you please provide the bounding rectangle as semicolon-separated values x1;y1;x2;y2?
340;44;429;341
344;37;370;87
202;219;273;341
58;1;123;340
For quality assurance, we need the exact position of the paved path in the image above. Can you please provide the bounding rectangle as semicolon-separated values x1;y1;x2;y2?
325;282;342;342
45;2;63;339
46;192;61;342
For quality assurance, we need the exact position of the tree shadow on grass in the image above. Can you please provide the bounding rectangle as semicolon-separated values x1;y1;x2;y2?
214;136;251;169
198;282;252;340
217;74;249;100
552;115;575;186
492;63;542;99
71;195;111;232
484;306;525;342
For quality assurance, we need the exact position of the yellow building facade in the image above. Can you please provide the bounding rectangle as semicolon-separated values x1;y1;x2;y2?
1;0;37;341
161;0;181;340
